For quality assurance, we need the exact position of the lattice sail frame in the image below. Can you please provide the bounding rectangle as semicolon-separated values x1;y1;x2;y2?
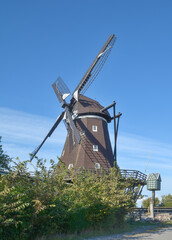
81;37;116;95
52;76;71;103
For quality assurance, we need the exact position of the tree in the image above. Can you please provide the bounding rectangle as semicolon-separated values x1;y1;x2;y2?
142;197;160;208
161;194;172;207
0;136;11;170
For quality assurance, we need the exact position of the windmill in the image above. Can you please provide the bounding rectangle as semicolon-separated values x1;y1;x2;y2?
31;34;122;170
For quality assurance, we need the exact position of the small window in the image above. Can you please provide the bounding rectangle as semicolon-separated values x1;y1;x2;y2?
93;145;98;151
95;163;100;169
68;164;73;170
92;125;97;132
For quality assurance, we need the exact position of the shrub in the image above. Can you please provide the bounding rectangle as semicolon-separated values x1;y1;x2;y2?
161;194;172;207
0;158;135;239
142;197;160;208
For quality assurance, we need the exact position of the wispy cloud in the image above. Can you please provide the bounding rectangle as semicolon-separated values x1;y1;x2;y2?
108;130;172;174
1;107;172;167
0;107;66;144
118;132;172;161
0;107;66;160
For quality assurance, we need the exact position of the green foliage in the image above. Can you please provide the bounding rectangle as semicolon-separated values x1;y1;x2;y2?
142;197;160;208
0;158;136;240
161;194;172;207
0;136;11;170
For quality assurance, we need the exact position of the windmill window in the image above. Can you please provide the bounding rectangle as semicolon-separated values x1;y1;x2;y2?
68;164;73;170
95;163;100;169
92;125;97;132
93;145;98;151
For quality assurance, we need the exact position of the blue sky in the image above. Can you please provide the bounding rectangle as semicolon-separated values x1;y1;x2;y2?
1;1;172;202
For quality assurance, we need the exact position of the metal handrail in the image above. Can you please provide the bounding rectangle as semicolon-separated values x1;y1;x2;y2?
120;169;147;183
132;207;172;213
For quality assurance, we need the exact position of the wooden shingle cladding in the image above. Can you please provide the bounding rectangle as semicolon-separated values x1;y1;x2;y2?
72;95;111;122
61;95;114;169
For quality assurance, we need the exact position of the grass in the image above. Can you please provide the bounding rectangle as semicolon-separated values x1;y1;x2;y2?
37;220;172;240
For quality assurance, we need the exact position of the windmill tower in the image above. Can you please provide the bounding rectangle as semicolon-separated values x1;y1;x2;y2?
31;34;122;170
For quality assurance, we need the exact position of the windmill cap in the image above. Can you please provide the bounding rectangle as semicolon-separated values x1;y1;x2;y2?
72;94;112;122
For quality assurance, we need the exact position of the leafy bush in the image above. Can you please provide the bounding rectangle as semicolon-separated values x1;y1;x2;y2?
142;197;160;208
161;194;172;207
0;158;135;240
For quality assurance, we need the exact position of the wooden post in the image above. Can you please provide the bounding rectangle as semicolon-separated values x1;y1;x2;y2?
150;190;155;220
113;101;116;167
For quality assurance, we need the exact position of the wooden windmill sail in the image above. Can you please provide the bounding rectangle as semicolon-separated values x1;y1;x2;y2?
31;34;122;170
